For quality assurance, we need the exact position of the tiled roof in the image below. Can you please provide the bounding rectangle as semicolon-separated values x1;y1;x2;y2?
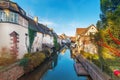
28;18;53;36
0;0;27;19
76;24;97;36
28;18;45;33
76;28;87;35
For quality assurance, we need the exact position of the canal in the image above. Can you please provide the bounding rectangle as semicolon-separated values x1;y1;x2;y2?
18;48;88;80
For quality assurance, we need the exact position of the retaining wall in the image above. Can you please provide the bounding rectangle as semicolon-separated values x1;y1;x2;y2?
0;62;24;80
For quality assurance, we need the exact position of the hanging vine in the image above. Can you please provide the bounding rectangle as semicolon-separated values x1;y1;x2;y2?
28;27;36;52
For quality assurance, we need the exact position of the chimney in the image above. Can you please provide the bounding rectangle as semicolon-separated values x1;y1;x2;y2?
34;16;38;23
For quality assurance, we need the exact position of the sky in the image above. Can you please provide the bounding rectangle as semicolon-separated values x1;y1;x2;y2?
13;0;101;36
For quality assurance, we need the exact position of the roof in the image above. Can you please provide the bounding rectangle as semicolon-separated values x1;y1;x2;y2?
76;24;97;36
39;23;51;35
28;18;44;33
0;0;27;19
70;36;76;42
28;18;53;36
76;28;87;35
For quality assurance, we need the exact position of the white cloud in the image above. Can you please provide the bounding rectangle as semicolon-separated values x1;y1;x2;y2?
38;18;57;28
69;22;90;28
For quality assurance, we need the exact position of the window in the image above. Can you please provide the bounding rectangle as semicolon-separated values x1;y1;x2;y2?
10;12;14;22
0;11;2;21
0;10;18;23
14;13;18;23
0;10;6;21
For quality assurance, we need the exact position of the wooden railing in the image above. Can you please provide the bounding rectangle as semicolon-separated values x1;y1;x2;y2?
76;55;112;80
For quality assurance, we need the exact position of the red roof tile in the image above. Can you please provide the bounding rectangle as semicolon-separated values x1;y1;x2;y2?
76;28;87;35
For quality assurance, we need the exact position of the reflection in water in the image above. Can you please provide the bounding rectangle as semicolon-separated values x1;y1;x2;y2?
41;49;87;80
18;48;87;80
60;48;67;55
49;53;58;70
18;59;52;80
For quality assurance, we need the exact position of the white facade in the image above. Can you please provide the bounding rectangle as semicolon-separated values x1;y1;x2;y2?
85;25;98;36
58;38;62;46
76;25;98;54
43;34;54;48
31;32;43;52
0;23;28;59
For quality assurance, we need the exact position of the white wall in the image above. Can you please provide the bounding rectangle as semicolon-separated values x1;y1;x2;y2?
18;15;28;28
58;38;62;46
84;44;98;54
43;34;54;48
0;23;28;59
31;32;43;52
85;26;98;35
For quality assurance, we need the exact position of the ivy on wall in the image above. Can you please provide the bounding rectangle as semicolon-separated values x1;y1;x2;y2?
28;27;36;53
53;36;59;50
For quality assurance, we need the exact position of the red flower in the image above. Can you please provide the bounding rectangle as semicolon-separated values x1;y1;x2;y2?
114;70;120;77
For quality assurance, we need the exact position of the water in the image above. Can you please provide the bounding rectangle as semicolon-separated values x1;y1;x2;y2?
18;49;88;80
41;49;87;80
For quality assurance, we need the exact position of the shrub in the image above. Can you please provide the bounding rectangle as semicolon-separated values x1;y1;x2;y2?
80;51;99;61
19;58;29;67
20;52;46;73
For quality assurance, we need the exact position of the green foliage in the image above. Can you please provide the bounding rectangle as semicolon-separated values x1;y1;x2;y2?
96;20;102;30
19;58;29;67
94;1;120;79
101;0;111;14
80;51;99;61
28;27;36;52
53;36;60;50
20;52;46;73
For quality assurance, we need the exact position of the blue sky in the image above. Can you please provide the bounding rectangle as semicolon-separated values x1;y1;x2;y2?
13;0;100;36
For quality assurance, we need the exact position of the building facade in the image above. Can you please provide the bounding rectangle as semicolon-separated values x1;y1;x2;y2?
76;24;98;54
0;0;57;59
0;0;29;59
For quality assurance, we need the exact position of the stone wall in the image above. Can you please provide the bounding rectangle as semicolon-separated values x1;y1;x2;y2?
0;62;24;80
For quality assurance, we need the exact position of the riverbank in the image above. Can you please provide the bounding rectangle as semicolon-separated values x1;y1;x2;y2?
0;47;60;80
17;57;54;80
71;47;112;80
18;46;65;80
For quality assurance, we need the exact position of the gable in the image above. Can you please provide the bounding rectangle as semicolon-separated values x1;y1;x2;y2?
85;25;98;35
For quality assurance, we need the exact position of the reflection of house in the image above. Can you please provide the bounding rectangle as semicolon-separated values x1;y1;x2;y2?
76;24;98;54
0;0;29;58
0;0;57;59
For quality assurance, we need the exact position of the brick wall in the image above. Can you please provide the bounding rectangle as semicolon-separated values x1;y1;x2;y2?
0;62;24;80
